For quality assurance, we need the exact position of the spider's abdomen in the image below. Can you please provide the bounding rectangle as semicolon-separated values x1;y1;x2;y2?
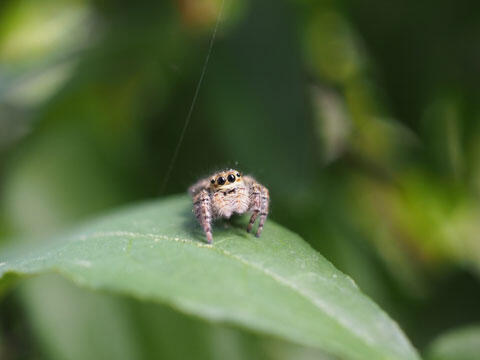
212;185;249;218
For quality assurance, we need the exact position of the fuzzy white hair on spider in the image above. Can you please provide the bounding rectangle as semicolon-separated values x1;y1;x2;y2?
189;169;269;244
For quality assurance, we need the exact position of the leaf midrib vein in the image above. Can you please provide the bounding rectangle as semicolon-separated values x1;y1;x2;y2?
76;230;389;357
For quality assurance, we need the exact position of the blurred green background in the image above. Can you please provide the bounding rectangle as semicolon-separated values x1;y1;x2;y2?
1;0;480;359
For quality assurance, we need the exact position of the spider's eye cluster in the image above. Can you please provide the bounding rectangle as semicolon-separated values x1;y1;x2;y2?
217;176;226;185
227;174;236;183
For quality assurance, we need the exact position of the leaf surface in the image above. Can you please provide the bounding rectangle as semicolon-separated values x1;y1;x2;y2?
0;195;419;360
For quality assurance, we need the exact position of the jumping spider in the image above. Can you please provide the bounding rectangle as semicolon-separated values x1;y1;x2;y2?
189;169;269;244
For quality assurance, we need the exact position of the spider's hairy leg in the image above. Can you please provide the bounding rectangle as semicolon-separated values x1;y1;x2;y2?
188;177;211;196
247;183;262;233
193;189;213;243
256;186;269;237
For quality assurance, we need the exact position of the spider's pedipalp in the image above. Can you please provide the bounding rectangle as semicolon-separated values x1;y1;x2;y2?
193;189;213;243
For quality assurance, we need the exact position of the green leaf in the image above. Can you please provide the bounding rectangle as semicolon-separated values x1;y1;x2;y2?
20;274;331;360
0;195;419;360
19;275;144;360
426;325;480;360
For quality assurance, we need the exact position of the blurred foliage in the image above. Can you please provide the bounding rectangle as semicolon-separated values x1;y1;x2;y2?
1;0;480;358
425;325;480;360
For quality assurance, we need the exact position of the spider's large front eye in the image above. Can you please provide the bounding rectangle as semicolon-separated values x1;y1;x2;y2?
227;174;236;183
217;176;226;185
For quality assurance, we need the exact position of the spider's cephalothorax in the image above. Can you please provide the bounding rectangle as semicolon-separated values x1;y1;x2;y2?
189;169;269;244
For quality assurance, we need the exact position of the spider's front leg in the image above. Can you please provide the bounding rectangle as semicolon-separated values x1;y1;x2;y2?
188;178;211;196
256;186;269;237
193;189;213;244
247;183;269;237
